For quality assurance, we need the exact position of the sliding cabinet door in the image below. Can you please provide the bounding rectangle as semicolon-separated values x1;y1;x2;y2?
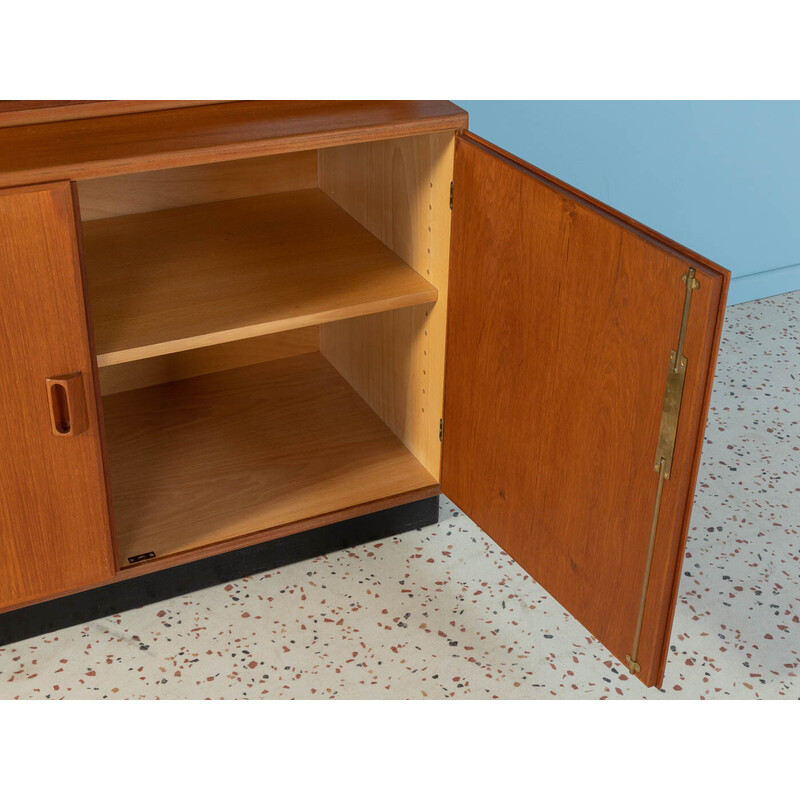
0;182;115;610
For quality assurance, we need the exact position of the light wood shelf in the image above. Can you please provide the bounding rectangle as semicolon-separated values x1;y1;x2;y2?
84;189;438;367
102;352;439;564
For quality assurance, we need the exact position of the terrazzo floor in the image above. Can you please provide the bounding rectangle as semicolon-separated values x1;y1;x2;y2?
1;291;798;700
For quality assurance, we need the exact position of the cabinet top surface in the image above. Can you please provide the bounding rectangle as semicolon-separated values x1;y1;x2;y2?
0;100;468;187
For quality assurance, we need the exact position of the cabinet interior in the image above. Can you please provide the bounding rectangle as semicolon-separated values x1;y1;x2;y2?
78;131;455;567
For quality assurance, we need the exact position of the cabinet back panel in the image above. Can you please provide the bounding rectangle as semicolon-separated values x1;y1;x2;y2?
98;327;320;395
318;131;455;480
76;150;318;221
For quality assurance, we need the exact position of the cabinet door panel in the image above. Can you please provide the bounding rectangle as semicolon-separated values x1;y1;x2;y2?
0;182;115;610
441;134;729;687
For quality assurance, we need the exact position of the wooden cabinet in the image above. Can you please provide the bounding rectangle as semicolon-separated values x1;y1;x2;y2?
0;101;728;687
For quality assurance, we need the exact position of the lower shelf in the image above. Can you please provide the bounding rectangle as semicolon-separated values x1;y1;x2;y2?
102;352;438;565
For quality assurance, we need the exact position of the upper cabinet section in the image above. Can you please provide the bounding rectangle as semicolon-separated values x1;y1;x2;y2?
0;101;468;187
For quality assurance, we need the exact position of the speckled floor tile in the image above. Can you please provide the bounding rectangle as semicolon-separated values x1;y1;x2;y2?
1;291;798;699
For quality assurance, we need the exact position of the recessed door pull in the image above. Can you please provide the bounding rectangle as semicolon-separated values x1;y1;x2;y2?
45;372;88;437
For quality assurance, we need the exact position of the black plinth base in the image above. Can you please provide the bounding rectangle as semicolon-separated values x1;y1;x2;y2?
0;495;440;648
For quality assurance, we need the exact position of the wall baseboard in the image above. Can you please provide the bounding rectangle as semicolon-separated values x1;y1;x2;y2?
728;261;800;305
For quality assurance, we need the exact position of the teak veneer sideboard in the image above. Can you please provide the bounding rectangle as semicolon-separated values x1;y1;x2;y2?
0;100;729;687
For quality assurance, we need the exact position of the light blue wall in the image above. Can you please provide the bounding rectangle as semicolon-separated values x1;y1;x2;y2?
457;101;800;305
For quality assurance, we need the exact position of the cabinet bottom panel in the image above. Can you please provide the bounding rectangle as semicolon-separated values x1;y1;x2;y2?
0;496;439;648
102;352;438;565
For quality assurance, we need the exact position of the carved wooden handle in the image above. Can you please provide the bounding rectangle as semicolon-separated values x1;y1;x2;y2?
45;373;88;437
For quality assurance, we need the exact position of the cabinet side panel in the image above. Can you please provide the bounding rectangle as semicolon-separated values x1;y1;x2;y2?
0;183;115;609
318;132;454;479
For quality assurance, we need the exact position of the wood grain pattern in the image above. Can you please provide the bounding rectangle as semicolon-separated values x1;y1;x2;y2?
318;131;455;480
0;182;115;610
0;489;438;614
441;134;729;687
0;101;468;187
0;100;96;111
0;101;227;129
77;150;317;221
102;353;438;563
83;189;437;366
98;328;319;395
45;373;88;436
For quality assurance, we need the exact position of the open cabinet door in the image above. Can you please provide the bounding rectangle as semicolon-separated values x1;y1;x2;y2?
441;134;729;687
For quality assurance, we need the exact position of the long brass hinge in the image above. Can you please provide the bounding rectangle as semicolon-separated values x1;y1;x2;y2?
439;418;444;442
449;181;454;211
626;267;700;676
